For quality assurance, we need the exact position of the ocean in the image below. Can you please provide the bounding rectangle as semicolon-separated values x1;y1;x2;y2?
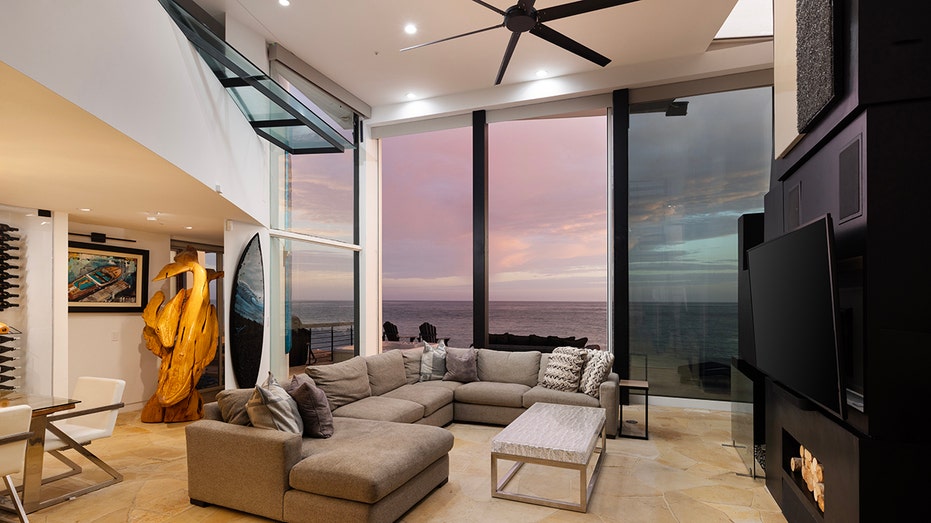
289;300;738;364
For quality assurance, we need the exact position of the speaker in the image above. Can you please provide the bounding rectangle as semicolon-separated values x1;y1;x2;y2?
839;136;862;222
738;213;765;365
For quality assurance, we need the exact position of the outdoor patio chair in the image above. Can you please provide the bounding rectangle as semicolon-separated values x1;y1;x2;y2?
383;321;400;342
418;322;450;345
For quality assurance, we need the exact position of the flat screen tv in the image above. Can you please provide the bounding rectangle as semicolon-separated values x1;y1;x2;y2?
747;214;846;420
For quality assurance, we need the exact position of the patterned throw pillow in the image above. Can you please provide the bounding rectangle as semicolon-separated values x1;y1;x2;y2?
540;346;587;392
420;340;447;381
579;349;615;398
247;372;303;434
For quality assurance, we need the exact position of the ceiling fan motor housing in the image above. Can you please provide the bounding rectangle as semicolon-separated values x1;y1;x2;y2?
505;6;538;32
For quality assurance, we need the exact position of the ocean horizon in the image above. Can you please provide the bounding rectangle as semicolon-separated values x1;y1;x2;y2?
289;300;738;362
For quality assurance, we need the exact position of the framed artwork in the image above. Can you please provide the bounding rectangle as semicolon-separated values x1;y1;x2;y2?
68;242;149;312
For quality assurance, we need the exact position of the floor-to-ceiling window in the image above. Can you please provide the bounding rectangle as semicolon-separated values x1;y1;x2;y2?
269;65;361;370
381;127;473;347
488;115;608;348
627;87;772;400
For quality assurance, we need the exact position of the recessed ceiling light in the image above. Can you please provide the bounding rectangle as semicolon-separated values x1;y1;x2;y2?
185;226;193;230
279;0;290;6
536;69;549;78
147;216;157;221
78;208;92;212
404;23;417;35
406;92;417;100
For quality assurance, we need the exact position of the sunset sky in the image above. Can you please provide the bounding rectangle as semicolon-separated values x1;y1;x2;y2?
284;87;771;303
381;87;771;303
382;115;609;302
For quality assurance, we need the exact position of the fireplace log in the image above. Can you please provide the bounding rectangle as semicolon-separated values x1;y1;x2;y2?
813;482;824;499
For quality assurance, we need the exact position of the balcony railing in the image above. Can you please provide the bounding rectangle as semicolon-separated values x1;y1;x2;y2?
290;321;354;366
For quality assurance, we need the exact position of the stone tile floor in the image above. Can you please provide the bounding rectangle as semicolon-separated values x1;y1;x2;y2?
4;405;786;522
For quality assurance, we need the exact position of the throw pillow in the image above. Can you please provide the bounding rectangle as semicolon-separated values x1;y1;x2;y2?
419;340;447;381
215;388;253;425
540;346;587;392
246;372;303;434
443;347;478;382
285;374;334;438
306;356;372;410
400;347;424;384
579;349;615;398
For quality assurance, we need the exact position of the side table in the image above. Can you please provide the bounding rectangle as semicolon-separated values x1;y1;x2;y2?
618;379;649;440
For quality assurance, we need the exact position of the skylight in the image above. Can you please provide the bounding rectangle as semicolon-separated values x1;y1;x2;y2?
716;0;774;39
158;0;354;154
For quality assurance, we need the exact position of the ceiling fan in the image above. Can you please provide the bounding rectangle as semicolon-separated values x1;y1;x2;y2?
401;0;641;85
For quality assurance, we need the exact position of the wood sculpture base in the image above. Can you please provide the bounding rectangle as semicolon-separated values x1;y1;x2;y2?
140;389;204;423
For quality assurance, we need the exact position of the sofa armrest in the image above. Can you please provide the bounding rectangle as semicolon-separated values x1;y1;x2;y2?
186;419;303;521
599;372;620;437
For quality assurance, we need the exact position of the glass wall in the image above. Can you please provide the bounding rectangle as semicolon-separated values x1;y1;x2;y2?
488;115;608;348
381;127;473;347
628;87;772;400
274;239;356;369
269;65;361;370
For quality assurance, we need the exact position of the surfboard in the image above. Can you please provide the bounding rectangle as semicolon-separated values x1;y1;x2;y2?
229;233;264;388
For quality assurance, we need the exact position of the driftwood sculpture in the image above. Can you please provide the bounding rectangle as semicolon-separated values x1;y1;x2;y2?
141;247;223;422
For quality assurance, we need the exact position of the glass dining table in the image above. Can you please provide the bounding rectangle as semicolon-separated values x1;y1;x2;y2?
0;390;80;514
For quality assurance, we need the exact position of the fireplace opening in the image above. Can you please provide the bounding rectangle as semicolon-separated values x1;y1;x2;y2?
783;430;825;514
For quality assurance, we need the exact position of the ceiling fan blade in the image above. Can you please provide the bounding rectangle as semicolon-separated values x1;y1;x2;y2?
495;31;522;85
530;23;611;66
401;23;504;52
537;0;639;23
472;0;506;16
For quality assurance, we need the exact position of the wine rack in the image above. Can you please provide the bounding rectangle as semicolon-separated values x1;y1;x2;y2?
0;221;22;390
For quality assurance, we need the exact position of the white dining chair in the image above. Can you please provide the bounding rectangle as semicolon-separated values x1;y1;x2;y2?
0;404;32;523
42;377;125;502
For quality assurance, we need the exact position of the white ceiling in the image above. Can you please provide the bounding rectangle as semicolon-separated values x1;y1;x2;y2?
0;60;257;245
193;0;752;109
1;0;772;245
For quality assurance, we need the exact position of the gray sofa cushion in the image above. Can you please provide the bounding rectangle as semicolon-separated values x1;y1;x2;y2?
522;385;601;409
306;356;372;410
454;381;529;408
399;347;424;384
290;418;454;504
382;383;454;417
332;396;425;424
476;349;540;387
366;350;407;395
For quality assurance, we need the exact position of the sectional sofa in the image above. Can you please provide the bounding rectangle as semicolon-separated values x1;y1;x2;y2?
185;346;619;522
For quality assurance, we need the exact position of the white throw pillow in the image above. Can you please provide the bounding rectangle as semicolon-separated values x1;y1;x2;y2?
579;349;614;398
540;346;587;392
419;340;447;381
